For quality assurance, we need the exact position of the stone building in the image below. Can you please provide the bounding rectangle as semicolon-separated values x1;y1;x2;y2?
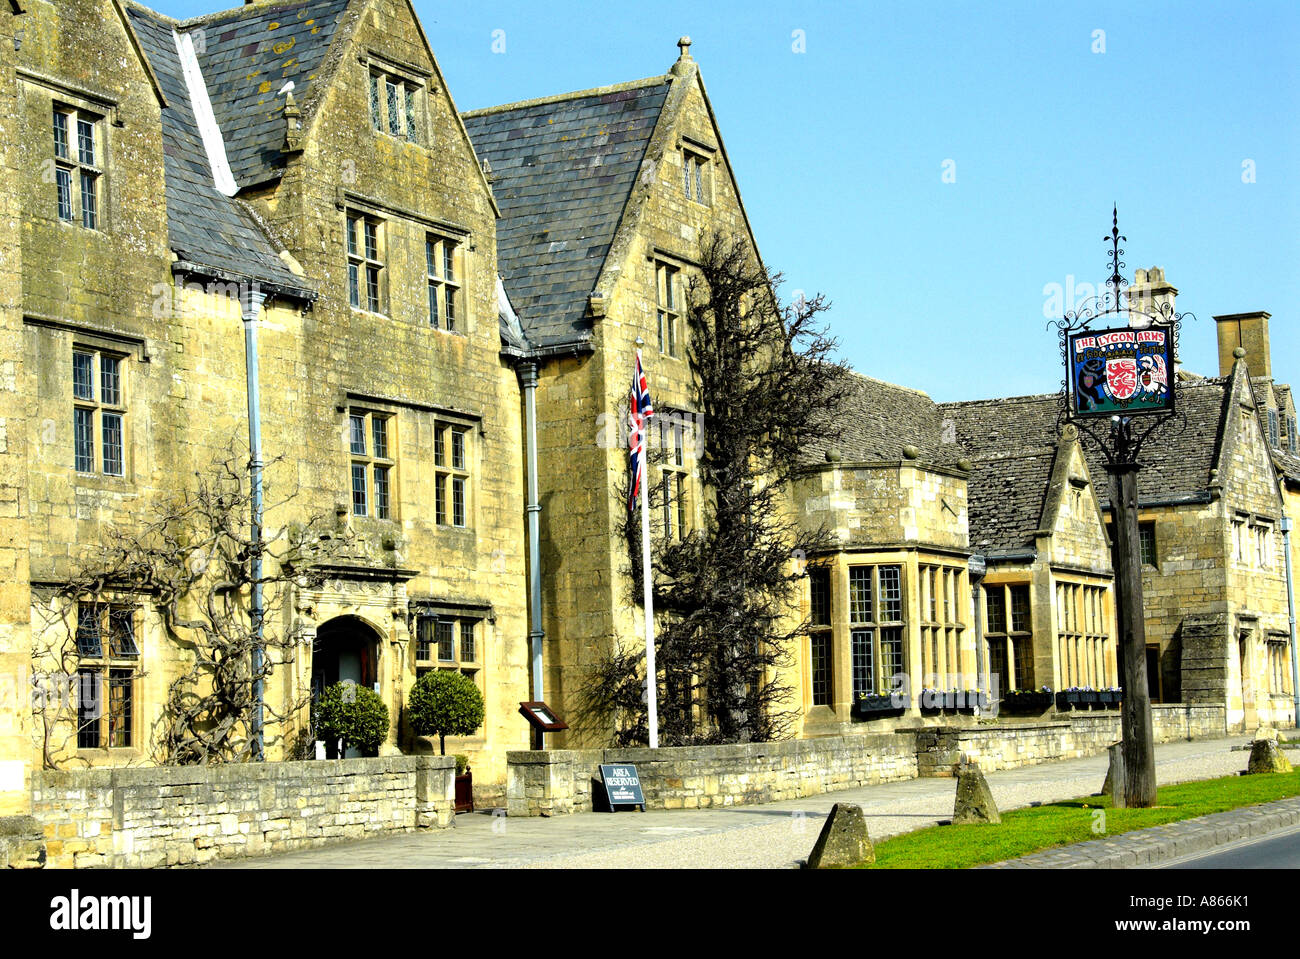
941;398;1118;703
462;37;762;746
789;278;1300;738
788;373;1120;735
934;278;1298;735
2;0;1296;832
1087;304;1298;731
2;0;533;812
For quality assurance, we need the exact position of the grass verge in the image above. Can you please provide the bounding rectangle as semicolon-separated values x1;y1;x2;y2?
861;769;1300;869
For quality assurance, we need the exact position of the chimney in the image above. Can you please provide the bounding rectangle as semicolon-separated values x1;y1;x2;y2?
1128;266;1180;368
1213;311;1272;379
1128;267;1180;369
1128;266;1177;319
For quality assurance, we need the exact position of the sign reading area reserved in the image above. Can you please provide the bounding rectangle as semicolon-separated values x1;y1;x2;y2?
599;763;645;809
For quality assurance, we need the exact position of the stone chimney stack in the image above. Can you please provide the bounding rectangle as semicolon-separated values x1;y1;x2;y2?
1128;266;1177;320
1214;311;1272;378
1128;266;1179;367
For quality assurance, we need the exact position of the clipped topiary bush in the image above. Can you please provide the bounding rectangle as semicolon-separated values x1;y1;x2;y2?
314;681;390;758
408;670;485;755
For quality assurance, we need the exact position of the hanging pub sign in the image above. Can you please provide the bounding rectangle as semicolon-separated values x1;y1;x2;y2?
1067;325;1175;418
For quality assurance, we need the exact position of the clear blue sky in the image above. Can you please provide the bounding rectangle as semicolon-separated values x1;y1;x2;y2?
151;1;1300;401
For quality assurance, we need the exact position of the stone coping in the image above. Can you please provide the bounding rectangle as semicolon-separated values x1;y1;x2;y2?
506;734;908;765
33;754;454;789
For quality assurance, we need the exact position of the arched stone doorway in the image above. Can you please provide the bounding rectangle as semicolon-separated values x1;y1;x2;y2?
312;615;382;758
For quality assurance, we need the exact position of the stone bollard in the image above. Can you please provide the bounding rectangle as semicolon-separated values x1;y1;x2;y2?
805;803;875;868
1253;725;1279;744
1101;741;1126;809
1246;737;1293;775
952;755;1001;825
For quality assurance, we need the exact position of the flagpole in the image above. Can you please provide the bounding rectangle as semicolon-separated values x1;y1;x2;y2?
634;344;659;749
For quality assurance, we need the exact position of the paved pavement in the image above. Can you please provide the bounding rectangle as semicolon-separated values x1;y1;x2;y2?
216;735;1253;869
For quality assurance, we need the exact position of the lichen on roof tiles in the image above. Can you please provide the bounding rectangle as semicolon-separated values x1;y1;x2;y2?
127;4;312;295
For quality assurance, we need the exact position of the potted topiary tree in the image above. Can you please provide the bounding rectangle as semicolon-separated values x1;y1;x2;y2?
313;681;390;758
408;671;486;813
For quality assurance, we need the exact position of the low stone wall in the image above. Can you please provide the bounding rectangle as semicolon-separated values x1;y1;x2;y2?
508;705;1229;814
29;755;456;868
507;732;917;816
917;704;1228;776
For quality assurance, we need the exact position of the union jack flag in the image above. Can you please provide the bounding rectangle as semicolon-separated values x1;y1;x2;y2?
627;350;654;511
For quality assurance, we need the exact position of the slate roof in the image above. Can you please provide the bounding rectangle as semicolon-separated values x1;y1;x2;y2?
1276;449;1300;485
463;78;672;350
126;5;312;296
805;372;965;466
940;395;1063;553
1265;382;1300;483
187;0;351;189
1090;378;1230;507
944;381;1233;515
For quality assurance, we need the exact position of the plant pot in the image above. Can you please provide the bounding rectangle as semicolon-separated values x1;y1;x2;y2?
455;770;474;813
1079;691;1100;707
1098;690;1122;708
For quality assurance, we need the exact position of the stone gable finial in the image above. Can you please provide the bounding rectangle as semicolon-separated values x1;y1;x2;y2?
672;36;696;76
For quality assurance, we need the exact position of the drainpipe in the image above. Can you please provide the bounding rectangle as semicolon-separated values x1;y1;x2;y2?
968;553;986;711
242;288;267;761
520;361;545;747
1282;516;1298;727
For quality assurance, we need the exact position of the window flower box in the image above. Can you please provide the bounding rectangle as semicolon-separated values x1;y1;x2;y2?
920;689;987;712
854;692;909;717
1002;689;1053;711
1079;689;1100;707
1055;689;1084;710
1097;688;1122;708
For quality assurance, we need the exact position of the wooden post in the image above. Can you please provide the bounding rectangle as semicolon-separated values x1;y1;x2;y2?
1106;462;1157;807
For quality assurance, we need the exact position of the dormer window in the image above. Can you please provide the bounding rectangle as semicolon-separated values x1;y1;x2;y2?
368;69;420;143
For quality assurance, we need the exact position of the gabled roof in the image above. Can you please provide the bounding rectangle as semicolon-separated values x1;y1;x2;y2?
463;77;672;351
940;394;1062;553
1247;377;1300;482
184;0;351;189
127;4;313;297
1088;378;1230;508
